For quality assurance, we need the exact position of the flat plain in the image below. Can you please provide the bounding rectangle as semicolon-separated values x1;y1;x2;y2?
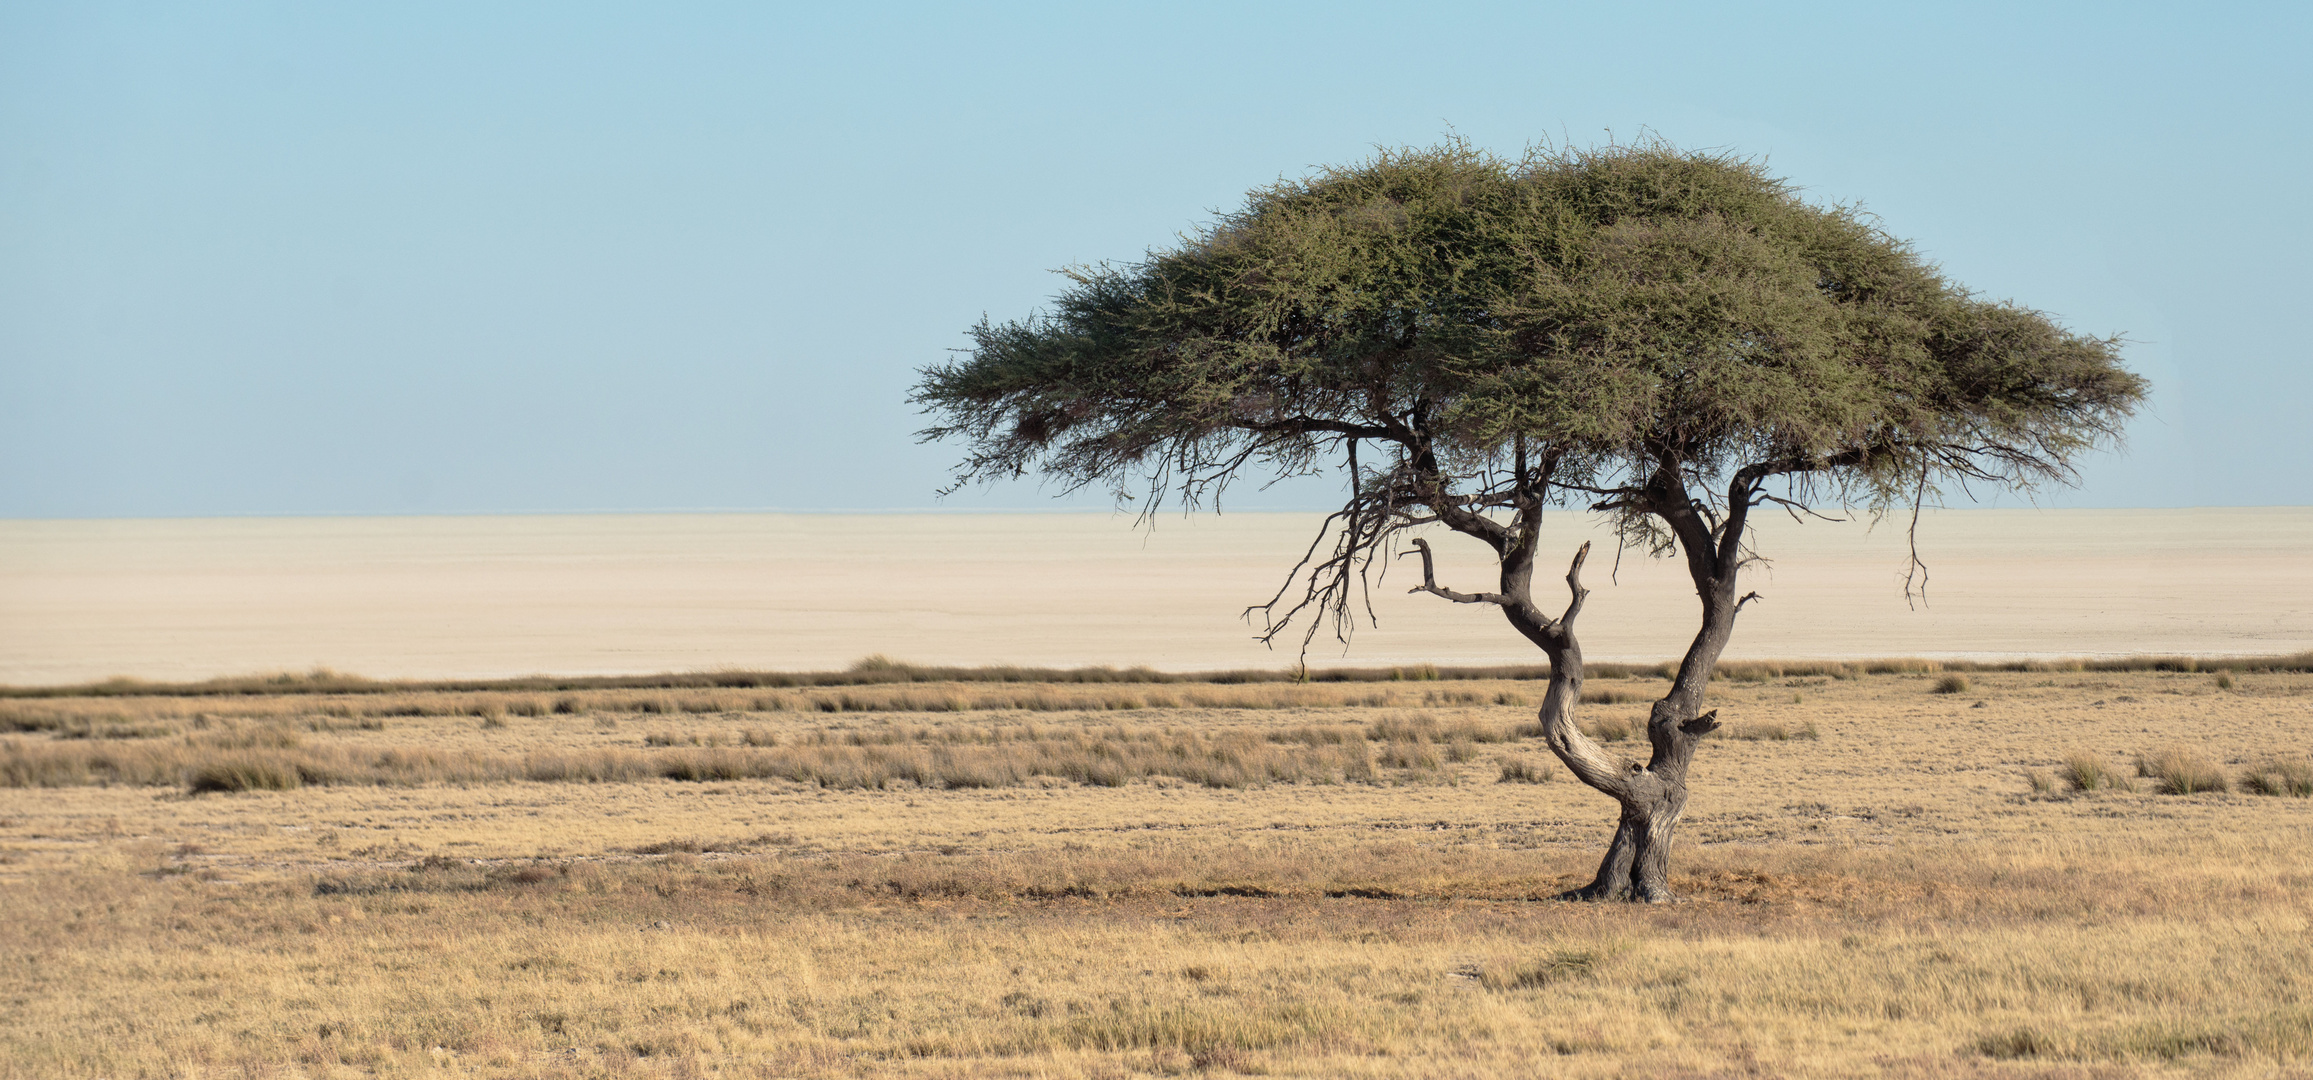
5;662;2312;1078
6;507;2311;685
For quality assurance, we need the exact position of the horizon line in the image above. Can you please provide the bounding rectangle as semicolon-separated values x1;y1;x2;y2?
5;503;2310;525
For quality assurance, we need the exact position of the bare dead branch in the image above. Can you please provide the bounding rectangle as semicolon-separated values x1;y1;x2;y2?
1904;458;1932;609
1399;538;1511;607
1559;540;1593;629
1754;492;1849;524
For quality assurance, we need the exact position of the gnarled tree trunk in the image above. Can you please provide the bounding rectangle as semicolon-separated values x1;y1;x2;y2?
1406;468;1756;903
1515;546;1725;903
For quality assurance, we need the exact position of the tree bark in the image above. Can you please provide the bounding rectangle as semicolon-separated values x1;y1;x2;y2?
1541;469;1750;903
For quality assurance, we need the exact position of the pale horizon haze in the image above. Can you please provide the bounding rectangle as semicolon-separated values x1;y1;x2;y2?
5;508;2310;686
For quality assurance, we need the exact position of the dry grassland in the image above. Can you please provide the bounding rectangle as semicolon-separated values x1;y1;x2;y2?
4;667;2312;1078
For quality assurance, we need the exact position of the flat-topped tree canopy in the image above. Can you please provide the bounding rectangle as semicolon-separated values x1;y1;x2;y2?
919;138;2146;904
919;141;2141;584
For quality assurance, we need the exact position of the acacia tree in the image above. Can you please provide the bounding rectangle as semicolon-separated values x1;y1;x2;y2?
914;142;2144;902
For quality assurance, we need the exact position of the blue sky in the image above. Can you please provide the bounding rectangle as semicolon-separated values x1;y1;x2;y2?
3;1;2306;517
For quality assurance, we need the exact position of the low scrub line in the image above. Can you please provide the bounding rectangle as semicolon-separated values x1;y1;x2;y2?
1;714;1529;792
2027;748;2313;798
11;651;2309;699
0;684;1559;734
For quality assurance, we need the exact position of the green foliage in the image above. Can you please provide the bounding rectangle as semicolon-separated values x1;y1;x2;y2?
916;138;2143;532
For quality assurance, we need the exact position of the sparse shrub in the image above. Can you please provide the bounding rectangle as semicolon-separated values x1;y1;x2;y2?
1188;1044;1250;1072
1366;711;1439;743
630;838;705;854
1445;717;1513;743
1271;724;1363;747
1498;757;1555;784
2215;673;2236;691
185;756;304;793
1933;675;1970;695
1374;741;1442;771
1977;1027;2064;1059
1723;720;1820;742
552;696;581;715
302;714;383;733
1420;688;1488;707
2136;746;2229;795
522;749;652;783
1478;949;1602;991
1583;717;1632;742
201;726;301;750
1364;712;1511;745
495;863;560;885
1581;688;1647;705
52;718;175;740
2060;752;2122;792
2240;756;2313;797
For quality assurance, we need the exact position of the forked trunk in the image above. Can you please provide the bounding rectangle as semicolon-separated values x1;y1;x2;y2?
1532;555;1737;903
1419;471;1750;904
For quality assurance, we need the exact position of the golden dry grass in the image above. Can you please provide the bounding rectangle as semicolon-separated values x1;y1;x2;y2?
4;667;2313;1078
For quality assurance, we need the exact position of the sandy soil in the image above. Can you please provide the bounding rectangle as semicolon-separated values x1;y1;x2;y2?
4;507;2310;685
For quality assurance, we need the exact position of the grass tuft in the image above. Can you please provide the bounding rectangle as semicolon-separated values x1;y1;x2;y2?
1477;949;1605;991
1580;688;1650;705
185;755;307;793
1497;757;1555;784
2136;746;2229;795
1722;720;1820;742
1975;1026;2066;1060
2060;752;2125;792
1933;674;1970;695
2240;756;2313;797
1582;717;1633;742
